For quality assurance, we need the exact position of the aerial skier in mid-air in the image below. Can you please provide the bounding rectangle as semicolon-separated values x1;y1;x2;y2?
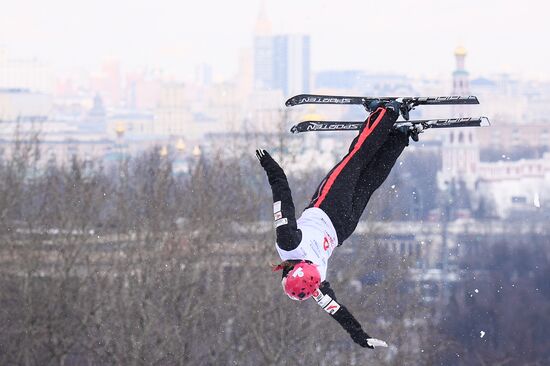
257;92;486;348
256;100;417;348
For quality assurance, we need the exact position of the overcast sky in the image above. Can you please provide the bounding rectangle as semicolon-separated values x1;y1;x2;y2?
1;0;549;81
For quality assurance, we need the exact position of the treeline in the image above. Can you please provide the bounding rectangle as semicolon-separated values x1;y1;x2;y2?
0;139;438;365
0;137;548;365
439;238;550;365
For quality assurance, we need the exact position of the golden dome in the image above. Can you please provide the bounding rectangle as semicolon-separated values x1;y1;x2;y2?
454;46;467;56
175;138;186;152
114;122;126;136
301;106;325;121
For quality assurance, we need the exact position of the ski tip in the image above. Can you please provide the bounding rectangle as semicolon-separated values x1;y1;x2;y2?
449;95;480;104
457;96;480;104
481;116;491;126
290;125;299;134
285;95;305;107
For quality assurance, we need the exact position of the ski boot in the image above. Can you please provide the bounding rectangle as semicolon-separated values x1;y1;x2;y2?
409;123;423;142
365;100;401;128
368;99;410;120
366;100;401;115
384;100;402;117
365;99;384;113
396;98;414;121
393;122;424;142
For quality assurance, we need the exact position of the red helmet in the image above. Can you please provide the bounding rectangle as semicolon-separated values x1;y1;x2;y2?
280;261;321;301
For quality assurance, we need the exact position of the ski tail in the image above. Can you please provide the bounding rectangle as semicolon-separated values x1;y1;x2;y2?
405;95;479;106
290;117;490;134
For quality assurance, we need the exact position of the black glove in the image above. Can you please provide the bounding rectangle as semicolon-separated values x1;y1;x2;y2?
350;330;374;349
255;149;272;168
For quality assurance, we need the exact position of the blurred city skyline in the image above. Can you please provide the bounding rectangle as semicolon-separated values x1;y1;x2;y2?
1;2;549;364
1;0;549;82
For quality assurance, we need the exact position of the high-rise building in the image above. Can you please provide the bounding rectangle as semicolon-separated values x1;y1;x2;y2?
272;34;310;96
236;48;254;99
253;1;273;91
194;63;212;87
125;69;162;110
154;82;192;137
0;48;53;93
90;59;122;108
252;3;310;96
0;88;52;123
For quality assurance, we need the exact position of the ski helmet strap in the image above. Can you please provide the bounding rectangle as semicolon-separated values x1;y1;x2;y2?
312;288;341;315
272;259;310;275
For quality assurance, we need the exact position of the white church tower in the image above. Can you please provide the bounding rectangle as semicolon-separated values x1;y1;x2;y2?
438;47;480;190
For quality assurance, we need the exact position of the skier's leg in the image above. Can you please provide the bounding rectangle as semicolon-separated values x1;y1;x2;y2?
323;132;408;243
348;132;409;231
307;105;400;243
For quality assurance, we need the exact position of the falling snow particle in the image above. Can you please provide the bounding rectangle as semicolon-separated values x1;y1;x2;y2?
391;184;396;189
475;289;479;293
480;331;485;338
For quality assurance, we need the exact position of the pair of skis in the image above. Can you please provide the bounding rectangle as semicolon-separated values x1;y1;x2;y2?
286;94;489;134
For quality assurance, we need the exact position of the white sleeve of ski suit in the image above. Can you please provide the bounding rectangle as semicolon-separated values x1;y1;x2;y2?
312;288;341;315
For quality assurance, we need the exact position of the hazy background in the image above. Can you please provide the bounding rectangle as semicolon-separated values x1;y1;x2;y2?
1;1;549;365
2;0;549;80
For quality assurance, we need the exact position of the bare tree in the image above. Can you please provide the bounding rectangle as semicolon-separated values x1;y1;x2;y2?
1;128;549;366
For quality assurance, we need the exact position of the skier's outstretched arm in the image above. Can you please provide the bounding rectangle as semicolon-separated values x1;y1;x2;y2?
256;149;301;250
314;281;380;349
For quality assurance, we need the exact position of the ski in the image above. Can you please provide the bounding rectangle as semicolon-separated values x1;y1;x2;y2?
290;117;490;134
285;94;479;107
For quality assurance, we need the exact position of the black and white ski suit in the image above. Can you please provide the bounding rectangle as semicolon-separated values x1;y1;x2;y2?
258;105;408;348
